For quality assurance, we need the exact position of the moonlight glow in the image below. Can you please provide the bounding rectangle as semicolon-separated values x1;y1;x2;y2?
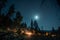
34;15;39;20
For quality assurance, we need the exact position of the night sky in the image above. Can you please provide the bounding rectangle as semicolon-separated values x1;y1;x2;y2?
3;0;60;30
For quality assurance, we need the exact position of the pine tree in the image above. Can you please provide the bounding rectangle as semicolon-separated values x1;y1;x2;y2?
14;11;23;28
6;4;15;17
24;22;27;28
34;20;40;31
52;27;55;31
0;0;7;29
4;4;15;28
30;19;34;29
51;27;55;34
58;26;60;32
0;14;5;28
0;0;7;14
21;22;27;28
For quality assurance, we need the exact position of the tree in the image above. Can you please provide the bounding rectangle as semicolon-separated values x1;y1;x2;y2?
6;4;15;17
4;4;15;28
52;27;55;31
14;11;23;28
21;22;27;28
0;0;7;28
24;22;27;28
30;19;34;29
34;20;40;31
58;26;60;32
0;0;7;14
0;13;5;29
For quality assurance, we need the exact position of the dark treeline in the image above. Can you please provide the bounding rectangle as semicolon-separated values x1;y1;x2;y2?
0;0;40;32
0;0;60;40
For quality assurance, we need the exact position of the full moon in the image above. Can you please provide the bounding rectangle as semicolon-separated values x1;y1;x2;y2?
34;15;39;20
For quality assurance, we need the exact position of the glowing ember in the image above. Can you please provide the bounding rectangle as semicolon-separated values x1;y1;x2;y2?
25;31;33;37
45;32;49;36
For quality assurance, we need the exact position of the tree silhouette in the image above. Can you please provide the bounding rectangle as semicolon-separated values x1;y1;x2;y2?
0;0;7;14
30;19;34;29
24;22;27;28
0;13;6;29
34;20;40;32
0;4;15;29
21;22;27;28
0;0;7;29
51;27;55;34
4;4;15;29
14;11;23;28
6;4;15;17
58;26;60;33
52;27;55;32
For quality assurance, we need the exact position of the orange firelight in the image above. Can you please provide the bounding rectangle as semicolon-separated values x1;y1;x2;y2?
45;32;49;36
25;31;33;37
